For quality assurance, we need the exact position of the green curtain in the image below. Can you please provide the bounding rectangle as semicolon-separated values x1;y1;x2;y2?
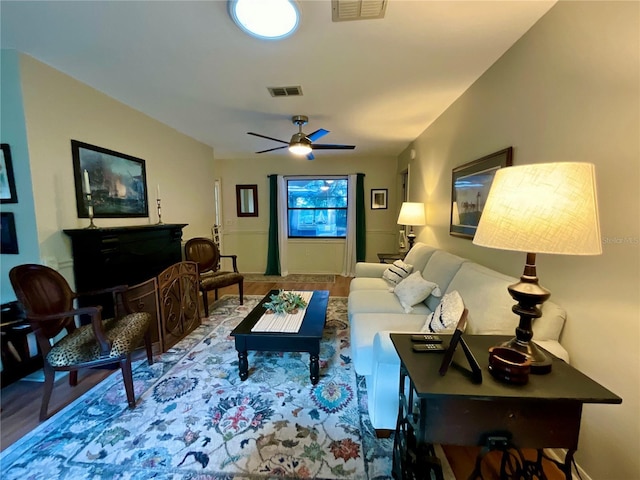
355;173;366;262
264;175;280;275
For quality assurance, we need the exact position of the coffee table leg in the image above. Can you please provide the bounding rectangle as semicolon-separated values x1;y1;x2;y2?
237;350;248;381
310;353;320;385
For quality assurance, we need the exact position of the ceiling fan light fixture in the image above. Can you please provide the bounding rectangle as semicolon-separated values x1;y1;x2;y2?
228;0;300;40
289;142;312;156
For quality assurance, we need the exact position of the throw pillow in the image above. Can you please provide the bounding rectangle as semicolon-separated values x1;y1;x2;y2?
382;260;413;286
421;290;465;333
393;271;442;313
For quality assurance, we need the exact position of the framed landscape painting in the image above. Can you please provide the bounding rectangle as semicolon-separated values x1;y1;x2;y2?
450;147;513;239
72;140;149;218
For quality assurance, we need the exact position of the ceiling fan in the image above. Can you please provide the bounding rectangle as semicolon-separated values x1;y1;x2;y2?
248;115;355;160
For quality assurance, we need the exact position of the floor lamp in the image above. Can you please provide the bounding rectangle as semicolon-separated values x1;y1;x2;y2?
397;202;426;250
473;163;602;374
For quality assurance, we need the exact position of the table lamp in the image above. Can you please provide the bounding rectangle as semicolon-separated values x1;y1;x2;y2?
473;163;602;374
397;202;426;250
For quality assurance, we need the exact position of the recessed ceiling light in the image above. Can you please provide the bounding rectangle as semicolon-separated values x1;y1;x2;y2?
228;0;300;40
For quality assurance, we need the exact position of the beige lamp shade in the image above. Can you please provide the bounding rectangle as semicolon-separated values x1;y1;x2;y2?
397;202;426;226
473;163;602;255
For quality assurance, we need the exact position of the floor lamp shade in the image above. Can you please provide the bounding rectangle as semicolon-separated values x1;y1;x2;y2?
473;162;602;373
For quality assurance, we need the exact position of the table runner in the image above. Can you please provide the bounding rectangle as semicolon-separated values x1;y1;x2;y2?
250;291;314;333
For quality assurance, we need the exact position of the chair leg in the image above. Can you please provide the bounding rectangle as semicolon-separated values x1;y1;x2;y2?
239;280;244;305
69;370;78;387
143;329;154;366
202;290;209;317
40;362;56;421
120;355;136;409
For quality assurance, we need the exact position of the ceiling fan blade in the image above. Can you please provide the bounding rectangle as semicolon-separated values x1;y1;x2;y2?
306;152;315;161
310;144;356;150
256;146;288;154
247;132;289;144
306;129;330;142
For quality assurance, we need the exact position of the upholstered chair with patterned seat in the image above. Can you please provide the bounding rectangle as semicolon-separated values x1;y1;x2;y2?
184;237;244;316
9;264;154;421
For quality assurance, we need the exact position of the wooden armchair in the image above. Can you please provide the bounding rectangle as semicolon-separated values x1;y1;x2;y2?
184;237;244;316
9;264;154;421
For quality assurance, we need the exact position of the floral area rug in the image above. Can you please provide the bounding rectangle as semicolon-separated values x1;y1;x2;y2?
1;294;437;480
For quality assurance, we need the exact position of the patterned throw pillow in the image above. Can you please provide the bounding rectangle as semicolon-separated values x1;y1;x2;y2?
382;260;413;285
421;290;465;333
393;271;442;313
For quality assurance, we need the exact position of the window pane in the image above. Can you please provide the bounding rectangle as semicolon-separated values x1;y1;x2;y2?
287;178;348;238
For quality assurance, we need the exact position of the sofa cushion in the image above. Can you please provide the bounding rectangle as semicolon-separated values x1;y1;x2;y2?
421;290;465;333
348;289;430;320
403;243;437;275
382;260;413;285
420;250;467;310
393;271;441;313
350;313;426;375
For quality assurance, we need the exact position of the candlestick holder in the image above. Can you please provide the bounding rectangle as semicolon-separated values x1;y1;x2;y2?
156;198;164;225
85;194;98;229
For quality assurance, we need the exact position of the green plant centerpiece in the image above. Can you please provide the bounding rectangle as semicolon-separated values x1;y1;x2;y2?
263;290;308;315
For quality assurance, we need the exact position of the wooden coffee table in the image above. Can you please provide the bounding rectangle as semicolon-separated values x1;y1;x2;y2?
230;290;329;385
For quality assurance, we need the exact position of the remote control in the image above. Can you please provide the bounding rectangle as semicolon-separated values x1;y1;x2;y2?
412;343;445;352
411;334;442;344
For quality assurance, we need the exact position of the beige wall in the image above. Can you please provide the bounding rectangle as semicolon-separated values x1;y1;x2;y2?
215;155;399;273
19;54;216;284
406;2;639;478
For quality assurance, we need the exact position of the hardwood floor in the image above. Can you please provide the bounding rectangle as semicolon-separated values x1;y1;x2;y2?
0;275;564;479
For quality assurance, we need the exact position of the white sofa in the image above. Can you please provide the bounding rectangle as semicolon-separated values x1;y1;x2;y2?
348;242;569;431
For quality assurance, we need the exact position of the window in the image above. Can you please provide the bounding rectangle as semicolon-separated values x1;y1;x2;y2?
287;177;348;238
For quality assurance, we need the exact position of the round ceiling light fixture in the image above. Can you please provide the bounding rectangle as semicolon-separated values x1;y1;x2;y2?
228;0;300;40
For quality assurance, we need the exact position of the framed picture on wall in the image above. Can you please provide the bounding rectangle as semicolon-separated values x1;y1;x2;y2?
1;144;18;204
450;147;513;239
72;140;149;218
371;189;388;209
1;212;19;254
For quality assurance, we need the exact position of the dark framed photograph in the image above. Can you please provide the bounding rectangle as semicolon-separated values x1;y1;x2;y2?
1;144;18;204
1;212;19;254
72;140;148;218
371;188;388;210
450;147;513;239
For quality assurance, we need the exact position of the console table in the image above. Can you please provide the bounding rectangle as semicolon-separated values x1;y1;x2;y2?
390;333;621;480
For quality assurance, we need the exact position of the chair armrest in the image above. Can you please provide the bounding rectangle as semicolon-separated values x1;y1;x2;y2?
220;254;239;273
29;305;112;357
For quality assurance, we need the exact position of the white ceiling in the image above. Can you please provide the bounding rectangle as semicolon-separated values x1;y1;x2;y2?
1;0;556;160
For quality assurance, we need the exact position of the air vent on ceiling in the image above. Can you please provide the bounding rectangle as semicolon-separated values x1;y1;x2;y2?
267;86;303;97
331;0;387;22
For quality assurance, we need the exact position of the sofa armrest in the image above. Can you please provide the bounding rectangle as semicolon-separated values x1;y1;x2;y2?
355;262;389;278
372;330;404;366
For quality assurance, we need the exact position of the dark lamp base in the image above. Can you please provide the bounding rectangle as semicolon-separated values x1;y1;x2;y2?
499;336;552;375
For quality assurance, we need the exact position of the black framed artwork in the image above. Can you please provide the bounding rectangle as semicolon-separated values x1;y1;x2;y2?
1;144;18;204
450;147;513;239
371;188;388;209
1;212;19;254
72;140;149;218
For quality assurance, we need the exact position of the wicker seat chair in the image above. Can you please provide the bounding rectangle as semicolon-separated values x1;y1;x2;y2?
9;264;154;421
184;237;244;316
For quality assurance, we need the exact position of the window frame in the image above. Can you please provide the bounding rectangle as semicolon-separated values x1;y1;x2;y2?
286;175;349;239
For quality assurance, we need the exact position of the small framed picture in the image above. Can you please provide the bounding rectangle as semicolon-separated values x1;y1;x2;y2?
1;212;19;254
371;188;388;210
1;144;18;204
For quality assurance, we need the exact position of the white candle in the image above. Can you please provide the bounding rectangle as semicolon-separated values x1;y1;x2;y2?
157;184;161;199
83;169;91;194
